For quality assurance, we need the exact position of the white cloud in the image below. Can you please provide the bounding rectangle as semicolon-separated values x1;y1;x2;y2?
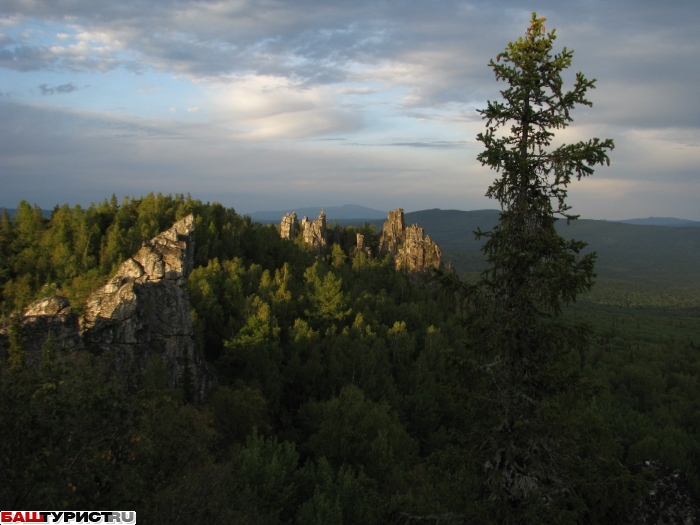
208;74;363;139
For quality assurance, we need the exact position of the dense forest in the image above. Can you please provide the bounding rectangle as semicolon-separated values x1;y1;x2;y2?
0;192;698;523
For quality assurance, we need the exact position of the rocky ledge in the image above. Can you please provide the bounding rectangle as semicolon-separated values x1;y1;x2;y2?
0;215;213;402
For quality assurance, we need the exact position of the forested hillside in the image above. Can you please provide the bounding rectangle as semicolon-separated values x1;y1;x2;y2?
1;192;699;523
385;209;700;307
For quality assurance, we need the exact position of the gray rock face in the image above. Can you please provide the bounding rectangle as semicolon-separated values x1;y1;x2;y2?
379;209;443;273
300;209;328;253
378;208;405;255
630;461;700;524
0;295;82;359
396;225;442;273
82;214;212;401
280;212;297;240
0;215;213;401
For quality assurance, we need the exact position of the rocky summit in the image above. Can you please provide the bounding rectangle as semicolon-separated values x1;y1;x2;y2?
379;208;442;273
282;209;330;254
0;215;213;402
301;209;328;253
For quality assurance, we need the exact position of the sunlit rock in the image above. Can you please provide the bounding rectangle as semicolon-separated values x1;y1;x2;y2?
82;214;212;401
379;208;443;273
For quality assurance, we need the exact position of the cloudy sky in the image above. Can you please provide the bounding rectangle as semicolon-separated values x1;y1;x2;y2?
1;0;698;219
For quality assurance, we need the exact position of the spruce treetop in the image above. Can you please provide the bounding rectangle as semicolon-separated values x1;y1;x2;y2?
477;13;614;221
474;13;614;318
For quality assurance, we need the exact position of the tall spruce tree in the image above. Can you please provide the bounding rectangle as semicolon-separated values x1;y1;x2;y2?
464;13;618;522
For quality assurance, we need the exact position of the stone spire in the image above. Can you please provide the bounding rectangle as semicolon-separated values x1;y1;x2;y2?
378;209;443;273
300;209;328;254
280;212;297;240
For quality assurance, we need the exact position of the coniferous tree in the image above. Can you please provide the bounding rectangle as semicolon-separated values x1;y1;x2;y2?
459;13;625;522
7;314;25;371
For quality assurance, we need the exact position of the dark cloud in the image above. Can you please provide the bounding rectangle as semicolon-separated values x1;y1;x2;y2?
0;44;54;71
2;0;698;117
38;82;78;95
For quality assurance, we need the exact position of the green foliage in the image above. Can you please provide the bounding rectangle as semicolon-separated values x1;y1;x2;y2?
7;314;25;371
308;385;417;485
1;187;696;522
442;13;641;523
0;349;139;508
210;385;269;446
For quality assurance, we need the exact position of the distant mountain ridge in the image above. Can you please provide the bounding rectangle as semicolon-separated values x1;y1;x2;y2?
616;217;700;227
2;208;52;219
250;204;387;222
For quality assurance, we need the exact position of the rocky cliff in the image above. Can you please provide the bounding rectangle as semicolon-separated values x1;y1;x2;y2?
379;208;443;273
299;209;328;253
0;215;213;402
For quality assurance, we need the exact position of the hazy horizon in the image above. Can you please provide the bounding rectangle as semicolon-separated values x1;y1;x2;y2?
4;200;700;225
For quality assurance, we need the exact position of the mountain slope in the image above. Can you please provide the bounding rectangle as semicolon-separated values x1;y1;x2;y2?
617;217;700;227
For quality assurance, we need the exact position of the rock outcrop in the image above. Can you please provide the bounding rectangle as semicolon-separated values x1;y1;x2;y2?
280;208;328;253
280;212;297;240
397;225;442;273
353;233;372;259
630;461;700;524
378;208;405;255
82;214;212;401
300;209;328;253
0;295;81;359
378;209;443;273
0;215;212;402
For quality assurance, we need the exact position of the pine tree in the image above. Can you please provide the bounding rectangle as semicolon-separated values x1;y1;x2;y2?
463;13;618;522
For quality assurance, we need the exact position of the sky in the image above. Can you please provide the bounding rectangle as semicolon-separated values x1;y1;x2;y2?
1;0;698;220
